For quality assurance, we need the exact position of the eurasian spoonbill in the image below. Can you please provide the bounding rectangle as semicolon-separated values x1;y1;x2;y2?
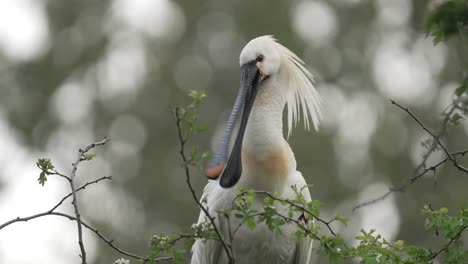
192;35;322;264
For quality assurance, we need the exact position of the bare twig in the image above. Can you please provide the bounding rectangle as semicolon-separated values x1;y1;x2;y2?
391;101;468;174
49;176;112;213
390;100;454;160
0;176;112;230
353;155;450;211
2;211;170;263
174;108;235;263
0;177;173;263
50;170;72;182
353;99;468;211
412;96;460;174
70;137;110;263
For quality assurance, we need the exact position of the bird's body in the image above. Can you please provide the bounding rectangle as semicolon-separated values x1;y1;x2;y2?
191;171;311;264
192;36;322;264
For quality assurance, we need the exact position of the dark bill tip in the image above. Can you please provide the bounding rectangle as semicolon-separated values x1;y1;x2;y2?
219;138;243;188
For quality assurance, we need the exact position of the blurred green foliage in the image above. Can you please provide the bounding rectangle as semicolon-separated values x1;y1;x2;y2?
424;0;468;44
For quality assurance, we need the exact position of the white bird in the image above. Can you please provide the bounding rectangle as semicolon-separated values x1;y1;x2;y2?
191;36;322;264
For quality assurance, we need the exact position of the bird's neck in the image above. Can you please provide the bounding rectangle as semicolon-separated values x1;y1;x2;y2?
241;84;296;190
243;86;285;154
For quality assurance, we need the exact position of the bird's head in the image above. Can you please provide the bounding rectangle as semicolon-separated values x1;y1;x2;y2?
206;36;322;188
239;36;282;81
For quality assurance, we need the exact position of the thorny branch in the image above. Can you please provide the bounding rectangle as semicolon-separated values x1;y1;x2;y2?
175;107;236;264
353;99;468;211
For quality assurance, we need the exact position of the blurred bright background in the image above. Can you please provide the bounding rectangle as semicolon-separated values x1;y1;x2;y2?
0;0;467;263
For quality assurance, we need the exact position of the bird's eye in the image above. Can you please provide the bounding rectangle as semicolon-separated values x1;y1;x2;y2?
256;55;264;62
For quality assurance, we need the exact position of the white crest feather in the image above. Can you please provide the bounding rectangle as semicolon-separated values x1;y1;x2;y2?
271;37;323;136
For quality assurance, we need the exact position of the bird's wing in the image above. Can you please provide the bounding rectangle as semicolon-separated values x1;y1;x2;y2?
292;171;313;264
195;179;218;223
191;180;222;264
295;234;313;264
191;236;221;264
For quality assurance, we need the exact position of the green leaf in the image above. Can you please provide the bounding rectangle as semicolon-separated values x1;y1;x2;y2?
236;186;245;194
81;153;96;161
310;199;323;208
36;158;55;186
423;0;468;44
334;214;348;226
451;113;463;125
171;248;185;264
234;213;244;219
36;158;54;171
244;217;257;230
394;240;405;250
38;171;47;186
264;196;274;206
455;83;468;96
193;123;209;134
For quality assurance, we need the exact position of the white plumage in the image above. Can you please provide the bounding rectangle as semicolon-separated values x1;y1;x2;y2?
192;36;322;264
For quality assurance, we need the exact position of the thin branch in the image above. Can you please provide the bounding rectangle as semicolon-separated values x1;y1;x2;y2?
230;208;340;253
0;176;112;230
0;188;171;263
49;176;112;213
428;225;467;261
50;170;72;182
79;137;111;154
390;101;468;175
2;211;170;263
412;95;460;174
0;173;172;263
233;190;341;239
231;212;264;238
352;191;395;212
390;100;454;159
352;155;449;211
0;138;174;263
174;108;235;263
353;99;468;211
70;137;110;263
0;211;54;230
272;212;322;241
229;190;350;254
224;213;234;250
169;233;221;245
391;100;468;174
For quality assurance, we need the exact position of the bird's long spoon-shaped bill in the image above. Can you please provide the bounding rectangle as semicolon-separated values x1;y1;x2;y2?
205;62;261;188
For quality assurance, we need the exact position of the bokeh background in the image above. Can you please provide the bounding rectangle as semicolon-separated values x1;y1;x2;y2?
0;0;467;263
